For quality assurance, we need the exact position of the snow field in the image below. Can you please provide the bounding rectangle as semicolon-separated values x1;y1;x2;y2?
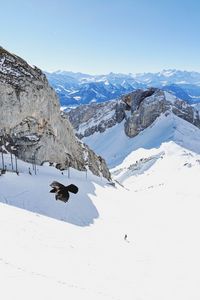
1;113;200;299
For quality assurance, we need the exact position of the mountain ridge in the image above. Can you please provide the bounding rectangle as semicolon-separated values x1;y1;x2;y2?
45;69;200;108
66;87;200;138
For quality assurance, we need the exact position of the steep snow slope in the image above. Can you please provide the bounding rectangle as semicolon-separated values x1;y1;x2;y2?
83;113;200;167
0;158;110;226
2;112;200;299
1;115;200;299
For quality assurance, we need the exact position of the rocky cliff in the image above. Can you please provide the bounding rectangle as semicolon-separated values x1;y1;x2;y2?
66;87;200;139
67;100;127;139
0;47;110;179
123;88;200;137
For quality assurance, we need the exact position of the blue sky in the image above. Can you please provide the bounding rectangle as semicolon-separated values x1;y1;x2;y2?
1;0;200;74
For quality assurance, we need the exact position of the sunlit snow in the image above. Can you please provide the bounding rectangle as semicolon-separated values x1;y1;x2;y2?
1;113;200;299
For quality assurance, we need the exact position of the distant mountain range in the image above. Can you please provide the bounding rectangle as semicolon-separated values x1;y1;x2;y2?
45;69;200;108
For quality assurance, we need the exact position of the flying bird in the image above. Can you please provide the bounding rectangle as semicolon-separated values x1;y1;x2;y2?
50;181;78;203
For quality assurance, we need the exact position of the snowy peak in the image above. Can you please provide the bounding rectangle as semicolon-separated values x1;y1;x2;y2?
67;88;200;168
0;47;110;179
67;88;200;141
45;71;144;107
45;69;200;108
0;46;47;87
133;69;200;86
84;110;200;170
112;112;200;184
116;88;200;138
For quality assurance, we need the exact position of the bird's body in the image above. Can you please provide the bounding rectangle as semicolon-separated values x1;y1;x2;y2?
50;181;78;203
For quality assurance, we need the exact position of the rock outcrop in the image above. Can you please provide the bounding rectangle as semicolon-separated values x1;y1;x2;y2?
123;88;200;137
67;87;200;140
67;100;127;139
0;47;110;179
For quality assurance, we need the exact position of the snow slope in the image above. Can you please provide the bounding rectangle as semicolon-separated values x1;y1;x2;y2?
83;113;200;167
1;113;200;299
0;159;110;226
2;143;200;300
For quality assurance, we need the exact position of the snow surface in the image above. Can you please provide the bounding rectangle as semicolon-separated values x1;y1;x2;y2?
0;159;108;226
1;113;200;299
83;113;200;168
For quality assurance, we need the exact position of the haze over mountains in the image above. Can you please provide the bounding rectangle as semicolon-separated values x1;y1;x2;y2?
45;69;200;107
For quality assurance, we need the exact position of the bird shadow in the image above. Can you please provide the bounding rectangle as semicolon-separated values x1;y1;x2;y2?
42;175;107;227
0;168;110;227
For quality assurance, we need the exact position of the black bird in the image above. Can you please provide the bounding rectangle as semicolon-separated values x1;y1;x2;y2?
50;181;78;203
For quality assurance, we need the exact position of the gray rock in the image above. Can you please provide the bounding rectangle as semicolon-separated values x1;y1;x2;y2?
67;87;200;143
66;100;127;139
124;89;200;137
0;47;110;179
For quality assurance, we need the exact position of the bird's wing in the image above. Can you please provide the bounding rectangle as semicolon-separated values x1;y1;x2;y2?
50;181;65;190
66;184;79;194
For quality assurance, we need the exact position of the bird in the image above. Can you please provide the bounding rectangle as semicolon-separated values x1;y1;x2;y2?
49;181;78;203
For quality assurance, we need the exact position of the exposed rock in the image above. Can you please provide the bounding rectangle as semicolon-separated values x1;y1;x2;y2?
67;87;200;141
124;89;200;137
122;88;157;112
66;100;126;139
0;47;110;179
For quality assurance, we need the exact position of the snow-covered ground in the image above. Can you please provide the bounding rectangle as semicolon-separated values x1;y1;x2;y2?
83;112;200;168
1;113;200;299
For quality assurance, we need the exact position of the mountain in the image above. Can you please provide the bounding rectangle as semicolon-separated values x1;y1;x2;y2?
161;84;193;102
133;69;200;105
2;107;200;299
45;71;144;107
0;46;110;179
66;88;200;167
2;48;200;299
46;69;200;108
133;69;200;86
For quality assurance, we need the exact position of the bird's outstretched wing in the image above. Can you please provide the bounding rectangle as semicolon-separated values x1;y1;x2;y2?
66;184;79;194
50;181;65;191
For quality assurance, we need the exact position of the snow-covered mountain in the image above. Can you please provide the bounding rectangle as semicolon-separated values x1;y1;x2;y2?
45;69;200;108
133;70;200;105
133;69;200;86
0;46;110;179
45;71;144;107
66;88;200;166
2;47;200;299
2;108;200;299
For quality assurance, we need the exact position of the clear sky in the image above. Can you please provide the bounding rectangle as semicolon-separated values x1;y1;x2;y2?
1;0;200;74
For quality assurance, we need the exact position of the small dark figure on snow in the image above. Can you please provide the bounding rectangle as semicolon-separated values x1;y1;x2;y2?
1;169;6;175
124;234;127;240
49;181;78;203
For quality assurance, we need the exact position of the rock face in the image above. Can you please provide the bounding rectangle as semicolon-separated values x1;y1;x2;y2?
67;100;127;139
123;88;200;137
67;87;200;139
0;47;110;179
